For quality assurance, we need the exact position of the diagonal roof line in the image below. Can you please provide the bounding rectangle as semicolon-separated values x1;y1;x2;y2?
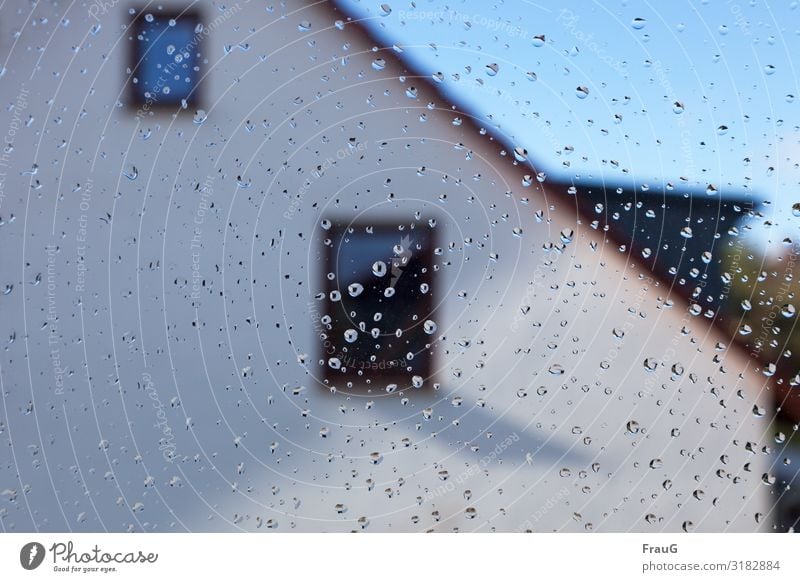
319;0;766;378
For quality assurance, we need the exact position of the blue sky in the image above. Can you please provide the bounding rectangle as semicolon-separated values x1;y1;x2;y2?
337;0;800;238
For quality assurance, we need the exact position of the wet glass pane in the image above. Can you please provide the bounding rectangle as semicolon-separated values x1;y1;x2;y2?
0;0;796;537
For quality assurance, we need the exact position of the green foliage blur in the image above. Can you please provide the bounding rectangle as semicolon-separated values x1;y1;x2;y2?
721;239;800;384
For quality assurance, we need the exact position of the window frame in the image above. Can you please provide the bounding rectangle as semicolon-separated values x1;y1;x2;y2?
317;219;438;392
127;7;204;112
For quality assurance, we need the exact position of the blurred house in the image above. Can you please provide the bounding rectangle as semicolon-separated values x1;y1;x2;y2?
0;0;776;532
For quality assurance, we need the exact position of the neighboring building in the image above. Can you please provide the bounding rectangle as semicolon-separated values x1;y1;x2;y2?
0;0;774;532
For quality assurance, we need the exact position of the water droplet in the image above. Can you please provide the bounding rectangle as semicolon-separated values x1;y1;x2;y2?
372;261;387;277
123;165;138;180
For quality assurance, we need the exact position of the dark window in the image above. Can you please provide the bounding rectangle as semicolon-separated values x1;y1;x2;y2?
318;220;437;392
128;9;203;109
